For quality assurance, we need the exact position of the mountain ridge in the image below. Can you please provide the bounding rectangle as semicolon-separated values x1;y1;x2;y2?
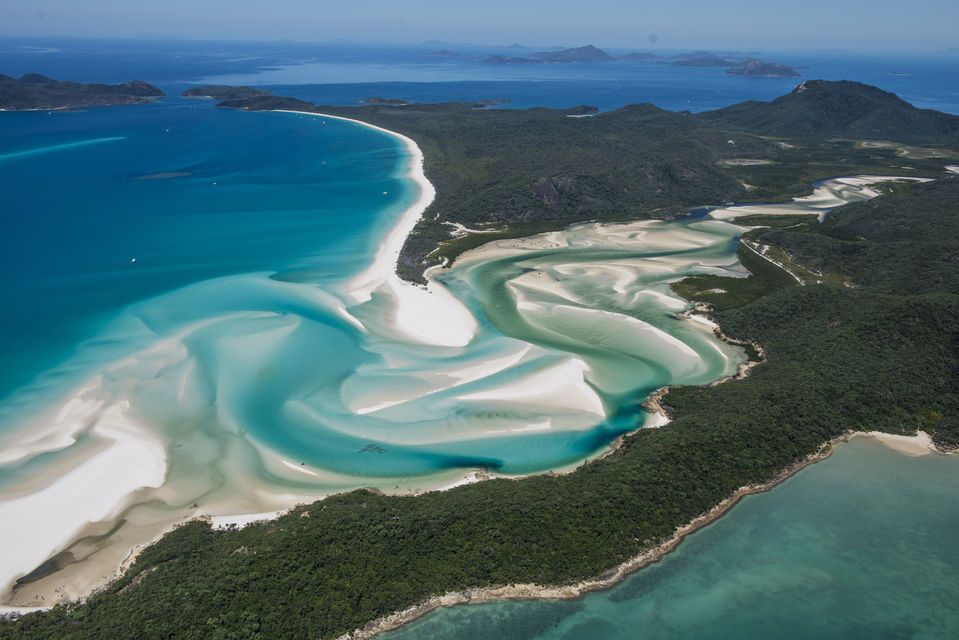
698;79;959;142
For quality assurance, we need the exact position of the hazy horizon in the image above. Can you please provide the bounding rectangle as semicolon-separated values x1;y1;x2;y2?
1;0;957;52
1;33;957;56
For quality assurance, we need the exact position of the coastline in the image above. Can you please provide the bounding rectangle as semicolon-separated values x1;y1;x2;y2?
275;109;477;349
0;111;476;605
332;297;774;640
338;427;954;640
337;434;846;640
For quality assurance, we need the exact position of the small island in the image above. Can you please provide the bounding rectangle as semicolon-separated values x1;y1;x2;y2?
727;59;800;78
360;97;414;106
181;85;271;100
0;73;163;110
483;44;614;64
671;51;737;67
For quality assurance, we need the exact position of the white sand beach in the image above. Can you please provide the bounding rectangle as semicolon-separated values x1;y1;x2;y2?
709;175;933;222
278;110;477;349
0;401;166;597
860;430;938;456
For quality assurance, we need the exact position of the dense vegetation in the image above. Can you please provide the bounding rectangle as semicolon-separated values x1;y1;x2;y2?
222;83;955;282
0;74;163;110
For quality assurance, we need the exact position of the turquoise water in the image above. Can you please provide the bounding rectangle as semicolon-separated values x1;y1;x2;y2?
0;100;409;403
384;439;959;640
0;96;748;600
0;96;745;485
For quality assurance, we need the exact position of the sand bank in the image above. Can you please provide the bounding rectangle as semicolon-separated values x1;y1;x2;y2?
709;175;933;222
856;430;939;456
0;401;166;597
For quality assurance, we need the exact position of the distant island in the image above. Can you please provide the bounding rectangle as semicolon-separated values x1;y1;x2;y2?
181;85;270;100
360;97;414;106
0;73;163;110
530;44;614;63
482;44;613;64
427;49;459;57
480;45;798;77
481;54;541;65
671;51;737;67
727;59;800;78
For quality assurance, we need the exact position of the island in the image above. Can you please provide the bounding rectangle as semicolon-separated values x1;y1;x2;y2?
219;80;959;282
699;80;959;142
670;51;737;67
613;50;799;77
3;80;958;640
181;85;271;100
483;44;613;64
480;48;802;79
727;58;800;77
481;54;544;64
0;73;163;110
359;97;414;106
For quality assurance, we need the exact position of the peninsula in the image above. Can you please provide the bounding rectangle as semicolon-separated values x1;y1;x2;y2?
220;80;959;282
0;74;163;110
2;81;957;640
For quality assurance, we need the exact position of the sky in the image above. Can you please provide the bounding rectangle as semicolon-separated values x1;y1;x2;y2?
1;0;957;51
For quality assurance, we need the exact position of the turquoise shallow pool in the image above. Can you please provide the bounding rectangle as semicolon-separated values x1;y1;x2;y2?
382;438;959;640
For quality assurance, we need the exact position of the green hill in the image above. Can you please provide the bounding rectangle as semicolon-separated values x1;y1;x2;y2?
0;74;163;110
697;80;959;143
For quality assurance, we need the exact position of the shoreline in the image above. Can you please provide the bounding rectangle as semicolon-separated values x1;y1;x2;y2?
337;434;845;640
275;109;477;349
337;428;954;640
334;298;772;640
